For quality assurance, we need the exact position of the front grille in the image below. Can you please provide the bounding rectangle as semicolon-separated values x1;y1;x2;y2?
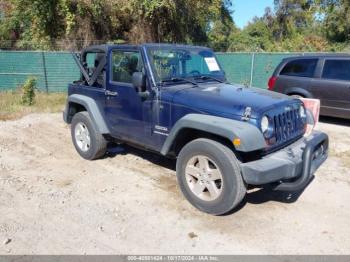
273;108;305;144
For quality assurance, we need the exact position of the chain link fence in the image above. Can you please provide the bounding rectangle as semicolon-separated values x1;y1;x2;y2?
0;51;79;92
216;52;303;88
0;48;314;92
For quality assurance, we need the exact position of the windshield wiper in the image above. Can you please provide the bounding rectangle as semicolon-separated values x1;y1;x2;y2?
160;77;198;87
194;75;225;84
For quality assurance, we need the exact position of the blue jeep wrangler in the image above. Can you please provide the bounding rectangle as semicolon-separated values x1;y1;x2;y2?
63;44;328;215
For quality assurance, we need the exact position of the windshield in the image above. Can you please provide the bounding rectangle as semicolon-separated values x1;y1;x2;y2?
147;47;225;85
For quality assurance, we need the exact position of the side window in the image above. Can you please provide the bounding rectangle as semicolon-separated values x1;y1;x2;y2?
111;50;143;83
322;59;350;81
280;59;318;78
86;53;97;68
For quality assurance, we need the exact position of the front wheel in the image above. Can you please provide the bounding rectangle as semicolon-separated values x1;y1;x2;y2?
71;112;107;160
176;138;246;215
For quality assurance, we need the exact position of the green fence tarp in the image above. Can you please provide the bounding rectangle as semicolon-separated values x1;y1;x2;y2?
0;51;305;92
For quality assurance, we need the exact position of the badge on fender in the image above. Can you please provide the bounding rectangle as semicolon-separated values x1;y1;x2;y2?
241;107;252;121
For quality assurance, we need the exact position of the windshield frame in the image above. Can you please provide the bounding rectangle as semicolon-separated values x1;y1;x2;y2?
144;45;226;87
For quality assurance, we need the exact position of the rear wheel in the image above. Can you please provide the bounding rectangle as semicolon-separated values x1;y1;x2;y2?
176;138;246;215
71;112;107;160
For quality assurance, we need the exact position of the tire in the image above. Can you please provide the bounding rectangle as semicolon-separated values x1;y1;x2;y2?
71;111;107;160
176;138;246;215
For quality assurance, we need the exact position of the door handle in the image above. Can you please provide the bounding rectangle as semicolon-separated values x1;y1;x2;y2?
105;90;118;96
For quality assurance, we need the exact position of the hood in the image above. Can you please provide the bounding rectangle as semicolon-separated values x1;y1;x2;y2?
166;83;300;119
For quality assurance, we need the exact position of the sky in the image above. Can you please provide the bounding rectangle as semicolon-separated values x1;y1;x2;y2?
232;0;273;29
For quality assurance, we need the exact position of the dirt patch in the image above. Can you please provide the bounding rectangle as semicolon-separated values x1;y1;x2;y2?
334;150;350;169
0;113;349;254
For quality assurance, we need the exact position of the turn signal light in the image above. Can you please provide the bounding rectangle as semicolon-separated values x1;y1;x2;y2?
233;138;241;146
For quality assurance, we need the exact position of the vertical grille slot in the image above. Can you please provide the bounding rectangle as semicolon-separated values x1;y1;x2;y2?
272;108;303;144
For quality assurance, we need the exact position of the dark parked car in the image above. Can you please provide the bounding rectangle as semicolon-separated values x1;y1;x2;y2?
268;55;350;119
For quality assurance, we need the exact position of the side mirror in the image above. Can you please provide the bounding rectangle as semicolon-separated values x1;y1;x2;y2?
132;72;146;91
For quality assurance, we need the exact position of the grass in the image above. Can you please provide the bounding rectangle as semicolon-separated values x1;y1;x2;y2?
0;90;66;121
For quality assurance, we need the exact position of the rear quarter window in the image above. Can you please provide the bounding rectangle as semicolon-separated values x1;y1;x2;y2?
280;59;318;78
322;59;350;81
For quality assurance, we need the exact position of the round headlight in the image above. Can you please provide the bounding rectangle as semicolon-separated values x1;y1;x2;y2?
261;116;269;134
299;105;306;118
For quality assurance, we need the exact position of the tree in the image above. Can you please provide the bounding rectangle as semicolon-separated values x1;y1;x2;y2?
227;0;334;52
2;0;65;49
272;0;318;40
322;0;350;42
134;0;234;45
0;0;236;50
1;0;348;52
228;18;273;52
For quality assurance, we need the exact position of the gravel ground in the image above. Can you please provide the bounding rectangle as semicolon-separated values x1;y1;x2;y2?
0;113;349;255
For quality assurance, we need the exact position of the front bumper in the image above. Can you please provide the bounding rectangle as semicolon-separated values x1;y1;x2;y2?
240;131;329;191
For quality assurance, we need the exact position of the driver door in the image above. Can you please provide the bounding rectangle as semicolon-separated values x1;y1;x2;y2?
104;47;150;143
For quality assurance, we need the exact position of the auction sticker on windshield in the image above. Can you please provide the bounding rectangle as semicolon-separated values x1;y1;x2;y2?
204;57;220;71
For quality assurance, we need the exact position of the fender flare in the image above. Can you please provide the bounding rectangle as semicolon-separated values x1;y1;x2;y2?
160;114;266;155
64;94;110;134
284;87;313;98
